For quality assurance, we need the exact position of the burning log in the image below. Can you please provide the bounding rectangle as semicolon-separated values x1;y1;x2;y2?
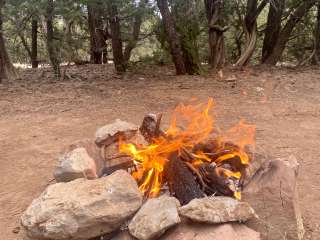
139;113;165;142
101;160;135;176
199;162;240;198
164;152;204;205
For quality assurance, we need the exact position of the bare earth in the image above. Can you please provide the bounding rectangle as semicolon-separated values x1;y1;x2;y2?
0;64;319;240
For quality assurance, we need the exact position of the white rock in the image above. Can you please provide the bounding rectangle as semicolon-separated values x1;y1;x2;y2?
54;147;98;182
95;119;138;147
21;170;143;240
179;196;256;223
129;196;181;240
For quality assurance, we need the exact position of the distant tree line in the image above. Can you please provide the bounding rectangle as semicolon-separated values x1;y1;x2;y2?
0;0;319;81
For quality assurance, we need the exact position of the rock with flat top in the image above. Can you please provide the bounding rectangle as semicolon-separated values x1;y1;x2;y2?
161;222;261;240
54;147;98;182
21;170;143;240
179;196;255;223
129;196;181;240
243;155;304;240
95;119;138;147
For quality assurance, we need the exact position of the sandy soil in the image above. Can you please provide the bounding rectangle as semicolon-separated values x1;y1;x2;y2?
0;64;319;239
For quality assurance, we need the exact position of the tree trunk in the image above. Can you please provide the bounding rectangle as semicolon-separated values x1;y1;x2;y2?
31;19;38;68
18;32;32;62
0;0;15;82
235;0;268;67
87;2;107;64
108;2;126;73
176;0;201;75
204;0;226;70
262;0;285;63
123;0;148;63
264;0;317;65
156;0;186;75
46;0;60;77
312;2;320;64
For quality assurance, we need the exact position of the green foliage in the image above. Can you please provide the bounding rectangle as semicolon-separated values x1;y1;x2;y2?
1;0;319;67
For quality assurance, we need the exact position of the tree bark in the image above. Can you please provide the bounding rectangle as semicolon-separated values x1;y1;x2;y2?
87;2;107;64
0;0;15;82
18;32;32;62
262;0;285;63
46;0;60;77
123;0;148;63
31;19;38;68
108;2;126;73
312;2;320;64
204;0;226;70
235;0;269;67
156;0;186;75
264;0;317;65
175;0;201;75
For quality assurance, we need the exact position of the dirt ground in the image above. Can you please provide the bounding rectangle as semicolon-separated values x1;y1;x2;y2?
0;64;319;240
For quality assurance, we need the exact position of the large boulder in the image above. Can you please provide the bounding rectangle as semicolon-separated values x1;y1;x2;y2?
95;119;138;147
179;196;255;224
54;147;99;182
242;155;304;240
129;196;181;240
161;222;261;240
21;170;143;240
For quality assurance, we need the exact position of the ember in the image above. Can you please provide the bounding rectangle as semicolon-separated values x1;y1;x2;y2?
119;98;255;203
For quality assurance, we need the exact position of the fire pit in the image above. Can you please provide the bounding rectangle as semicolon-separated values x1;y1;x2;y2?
20;98;304;240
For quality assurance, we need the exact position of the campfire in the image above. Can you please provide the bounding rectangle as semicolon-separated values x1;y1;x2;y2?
21;98;303;240
117;98;255;204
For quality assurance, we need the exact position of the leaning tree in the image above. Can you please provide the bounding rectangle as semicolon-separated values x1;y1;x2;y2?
204;0;227;70
46;0;60;77
0;0;15;82
234;0;269;67
264;0;318;65
156;0;186;75
261;0;285;63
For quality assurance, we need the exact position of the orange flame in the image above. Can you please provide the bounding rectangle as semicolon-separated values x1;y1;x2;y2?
119;98;255;199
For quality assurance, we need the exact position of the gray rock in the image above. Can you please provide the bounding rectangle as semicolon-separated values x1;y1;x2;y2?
179;196;255;223
21;170;143;240
54;147;98;182
129;196;181;240
242;155;304;240
161;222;261;240
95;119;138;147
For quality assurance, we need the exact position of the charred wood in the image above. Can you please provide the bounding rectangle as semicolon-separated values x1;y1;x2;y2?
199;163;239;197
164;152;204;205
139;113;165;143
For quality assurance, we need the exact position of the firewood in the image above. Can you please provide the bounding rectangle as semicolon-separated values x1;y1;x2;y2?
164;152;204;205
184;162;207;191
198;163;239;197
140;114;165;142
102;159;135;176
192;139;221;154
